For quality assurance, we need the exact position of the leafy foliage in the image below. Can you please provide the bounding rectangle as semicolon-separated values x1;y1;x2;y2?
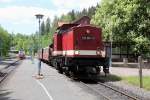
0;26;10;56
91;0;150;56
45;18;51;35
12;33;52;55
49;6;97;34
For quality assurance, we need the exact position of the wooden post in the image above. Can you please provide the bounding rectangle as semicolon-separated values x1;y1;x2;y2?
138;56;143;88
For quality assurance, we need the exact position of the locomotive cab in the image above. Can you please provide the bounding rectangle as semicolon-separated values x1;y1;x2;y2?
61;25;109;78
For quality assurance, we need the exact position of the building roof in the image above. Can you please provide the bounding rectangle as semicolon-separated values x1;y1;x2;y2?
56;16;91;32
72;16;91;24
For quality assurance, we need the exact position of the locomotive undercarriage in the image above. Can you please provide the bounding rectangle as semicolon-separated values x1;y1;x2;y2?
50;56;109;79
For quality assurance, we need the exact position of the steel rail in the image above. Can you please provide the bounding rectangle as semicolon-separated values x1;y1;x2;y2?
0;60;20;84
98;82;138;100
80;81;111;100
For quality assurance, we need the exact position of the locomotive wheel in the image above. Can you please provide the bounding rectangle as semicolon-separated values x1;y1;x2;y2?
103;66;109;77
55;62;58;70
69;71;78;80
58;68;63;74
104;73;108;77
96;66;100;74
64;69;70;76
69;71;75;78
58;63;63;74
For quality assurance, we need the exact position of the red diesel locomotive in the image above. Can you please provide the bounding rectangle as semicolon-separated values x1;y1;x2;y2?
39;23;109;79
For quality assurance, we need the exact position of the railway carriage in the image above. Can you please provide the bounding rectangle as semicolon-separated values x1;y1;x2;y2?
18;50;25;59
42;47;49;63
38;49;43;60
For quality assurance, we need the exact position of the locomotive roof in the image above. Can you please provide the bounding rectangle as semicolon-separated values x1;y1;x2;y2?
56;24;101;35
57;24;78;30
56;24;79;34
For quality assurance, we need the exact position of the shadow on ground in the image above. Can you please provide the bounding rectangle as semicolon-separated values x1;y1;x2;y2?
80;74;122;84
0;90;18;100
98;74;122;83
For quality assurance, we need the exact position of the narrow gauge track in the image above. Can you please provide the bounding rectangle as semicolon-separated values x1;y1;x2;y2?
0;60;20;84
80;81;139;100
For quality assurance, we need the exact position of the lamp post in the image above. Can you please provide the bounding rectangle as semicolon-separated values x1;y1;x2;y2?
35;14;44;76
0;38;2;61
0;39;1;62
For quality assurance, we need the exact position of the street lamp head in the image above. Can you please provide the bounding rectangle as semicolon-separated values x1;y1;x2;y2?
35;14;44;19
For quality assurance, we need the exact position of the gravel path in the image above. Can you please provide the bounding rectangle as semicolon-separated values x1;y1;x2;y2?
110;67;150;76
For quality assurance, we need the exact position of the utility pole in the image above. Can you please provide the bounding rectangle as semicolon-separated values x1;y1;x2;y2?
138;56;143;88
109;21;113;68
35;14;44;78
110;32;112;68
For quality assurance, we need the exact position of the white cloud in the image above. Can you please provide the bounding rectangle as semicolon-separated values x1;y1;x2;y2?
52;0;100;10
0;6;51;33
0;0;101;34
0;6;70;34
0;6;53;21
0;6;70;23
0;0;13;3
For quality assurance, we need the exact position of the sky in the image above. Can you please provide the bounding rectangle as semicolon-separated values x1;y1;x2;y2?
0;0;100;35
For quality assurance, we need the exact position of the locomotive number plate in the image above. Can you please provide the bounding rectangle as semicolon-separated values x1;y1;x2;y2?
81;35;95;40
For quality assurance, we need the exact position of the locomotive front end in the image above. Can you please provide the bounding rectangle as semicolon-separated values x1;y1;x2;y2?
63;25;109;79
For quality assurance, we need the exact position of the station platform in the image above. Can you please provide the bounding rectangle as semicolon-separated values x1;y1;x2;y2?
0;59;100;100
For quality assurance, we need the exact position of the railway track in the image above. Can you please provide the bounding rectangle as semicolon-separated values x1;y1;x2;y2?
0;60;20;84
80;81;140;100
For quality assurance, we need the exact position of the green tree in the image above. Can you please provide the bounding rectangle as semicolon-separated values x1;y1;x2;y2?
41;21;45;35
50;16;59;34
0;26;10;56
68;10;76;21
87;6;97;18
91;0;150;56
45;17;51;34
60;14;72;22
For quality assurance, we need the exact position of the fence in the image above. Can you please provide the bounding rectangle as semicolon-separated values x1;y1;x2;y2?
104;42;150;62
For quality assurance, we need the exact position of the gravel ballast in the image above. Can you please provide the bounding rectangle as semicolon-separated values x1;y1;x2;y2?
107;79;150;100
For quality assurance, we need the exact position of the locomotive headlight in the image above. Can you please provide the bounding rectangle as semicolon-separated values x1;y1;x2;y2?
96;51;101;55
92;68;97;73
101;50;106;57
75;50;80;55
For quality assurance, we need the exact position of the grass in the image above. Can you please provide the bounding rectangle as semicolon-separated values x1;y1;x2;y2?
99;74;150;91
122;76;150;90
